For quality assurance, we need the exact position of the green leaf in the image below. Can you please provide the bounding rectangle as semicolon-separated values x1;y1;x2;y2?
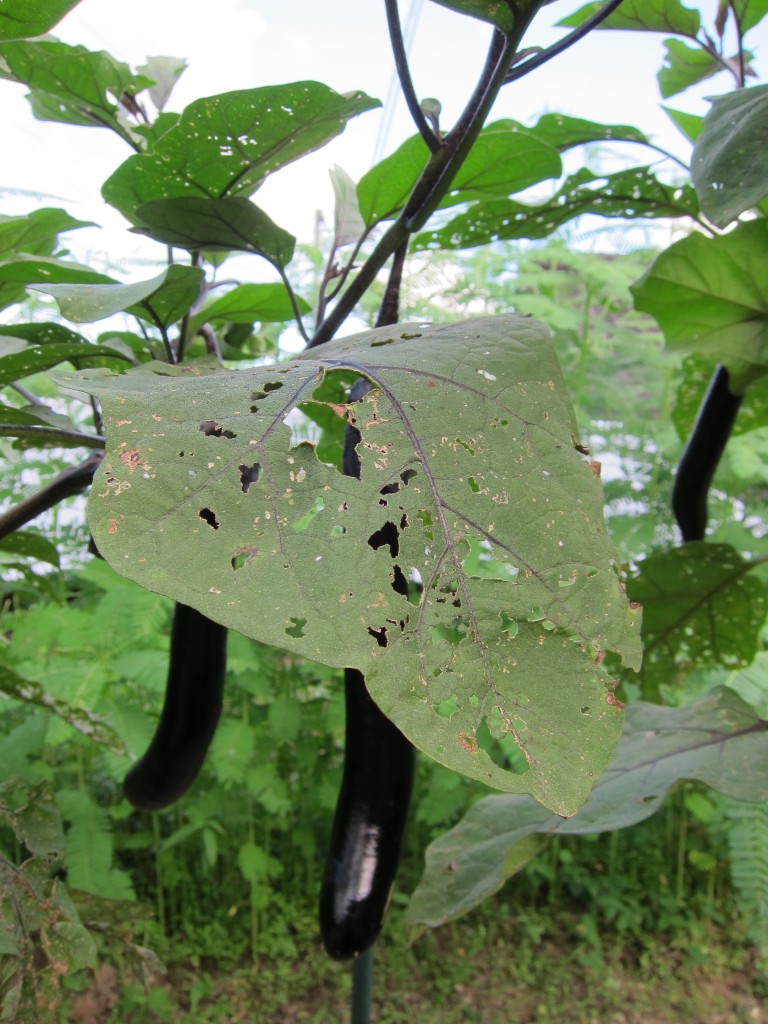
0;208;91;259
61;314;641;815
0;0;82;40
658;39;741;99
558;0;700;35
427;0;518;32
0;342;131;387
631;219;768;390
192;283;309;333
526;112;650;150
406;687;768;930
692;84;768;227
130;197;296;267
102;83;380;222
0;254;114;312
31;264;205;327
0;531;60;566
0;778;66;858
733;0;768;33
662;104;705;142
0;322;90;346
330;164;365;246
626;544;768;698
0;39;152;137
415;167;698;250
357;124;562;229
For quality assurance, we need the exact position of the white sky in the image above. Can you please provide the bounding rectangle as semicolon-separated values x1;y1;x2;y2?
2;0;767;273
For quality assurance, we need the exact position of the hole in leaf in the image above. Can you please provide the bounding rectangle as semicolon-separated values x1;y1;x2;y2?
330;525;346;539
231;547;258;570
430;618;468;646
456;437;475;455
199;420;237;439
476;716;530;775
417;510;433;541
239;463;261;493
367;625;388;648
293;497;324;533
500;612;518;637
392;564;408;596
467;477;481;493
462;538;519;582
285;617;307;639
400;468;417;485
433;695;460;719
199;507;220;530
368;520;399;558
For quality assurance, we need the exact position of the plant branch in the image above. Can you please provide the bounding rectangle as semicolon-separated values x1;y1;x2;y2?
503;0;628;84
376;240;408;328
9;382;46;406
728;2;746;87
276;264;310;343
385;0;441;152
309;28;522;348
0;425;105;446
0;451;103;542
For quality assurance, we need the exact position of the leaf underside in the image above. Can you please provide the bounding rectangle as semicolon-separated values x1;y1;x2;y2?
60;314;641;815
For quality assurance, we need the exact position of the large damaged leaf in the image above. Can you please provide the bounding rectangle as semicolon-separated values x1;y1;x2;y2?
407;687;768;930
58;315;641;815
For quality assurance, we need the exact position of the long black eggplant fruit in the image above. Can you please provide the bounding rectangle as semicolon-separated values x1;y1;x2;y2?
123;603;228;811
319;667;415;960
672;364;743;542
319;378;415;960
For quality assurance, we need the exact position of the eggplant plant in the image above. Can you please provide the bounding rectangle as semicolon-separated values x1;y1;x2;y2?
0;0;767;1014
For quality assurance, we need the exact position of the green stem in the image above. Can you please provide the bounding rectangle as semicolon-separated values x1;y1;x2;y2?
351;948;374;1024
152;813;167;933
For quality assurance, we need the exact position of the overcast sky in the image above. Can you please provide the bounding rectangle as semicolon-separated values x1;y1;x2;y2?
2;0;766;270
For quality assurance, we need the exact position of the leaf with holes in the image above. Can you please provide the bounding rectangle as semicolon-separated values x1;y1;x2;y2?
102;83;380;223
414;167;698;251
58;314;641;815
625;543;768;700
407;687;768;931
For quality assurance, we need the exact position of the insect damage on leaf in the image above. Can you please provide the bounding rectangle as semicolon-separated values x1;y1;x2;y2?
66;314;641;815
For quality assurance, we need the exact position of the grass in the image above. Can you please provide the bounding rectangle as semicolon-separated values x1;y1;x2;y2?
60;898;767;1024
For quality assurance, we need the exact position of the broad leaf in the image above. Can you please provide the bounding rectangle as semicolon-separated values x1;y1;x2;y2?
407;687;768;930
0;208;91;259
0;531;60;566
32;265;205;327
0;322;90;347
0;254;113;311
526;112;650;150
626;543;767;699
427;0;517;32
131;197;296;268
102;83;380;222
558;0;701;35
357;124;561;230
631;219;768;391
414;167;698;250
0;0;82;40
0;39;152;137
737;0;768;32
0;342;130;387
692;84;768;227
662;104;704;142
658;39;745;99
59;314;641;815
190;283;310;334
